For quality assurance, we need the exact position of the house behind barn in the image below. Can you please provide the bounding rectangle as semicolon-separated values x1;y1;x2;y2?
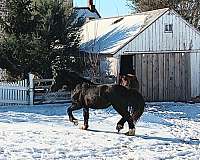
80;8;200;102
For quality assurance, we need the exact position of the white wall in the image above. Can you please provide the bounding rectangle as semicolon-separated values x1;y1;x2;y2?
100;57;118;77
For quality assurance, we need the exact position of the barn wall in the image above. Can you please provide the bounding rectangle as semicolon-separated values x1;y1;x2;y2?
114;9;200;99
116;10;200;54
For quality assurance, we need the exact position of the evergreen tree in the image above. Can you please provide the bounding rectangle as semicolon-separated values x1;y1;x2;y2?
0;0;84;79
0;0;39;37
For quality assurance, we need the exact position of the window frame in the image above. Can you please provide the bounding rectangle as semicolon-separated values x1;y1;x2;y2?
164;24;173;33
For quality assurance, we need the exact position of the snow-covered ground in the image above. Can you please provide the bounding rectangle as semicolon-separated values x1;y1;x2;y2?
0;102;199;160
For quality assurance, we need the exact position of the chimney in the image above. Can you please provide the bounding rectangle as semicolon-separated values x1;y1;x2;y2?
88;0;95;12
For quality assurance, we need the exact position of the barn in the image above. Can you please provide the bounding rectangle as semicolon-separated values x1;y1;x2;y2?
80;8;200;102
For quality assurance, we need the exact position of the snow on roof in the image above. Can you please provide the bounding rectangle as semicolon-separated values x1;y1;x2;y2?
80;8;169;55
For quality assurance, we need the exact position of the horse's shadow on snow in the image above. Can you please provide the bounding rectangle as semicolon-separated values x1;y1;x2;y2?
87;129;122;135
87;129;200;145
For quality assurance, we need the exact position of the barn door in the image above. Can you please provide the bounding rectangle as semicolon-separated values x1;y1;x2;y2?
133;53;191;102
120;55;135;75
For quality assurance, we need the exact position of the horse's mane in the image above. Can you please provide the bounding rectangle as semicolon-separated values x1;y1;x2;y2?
54;69;95;90
67;70;94;85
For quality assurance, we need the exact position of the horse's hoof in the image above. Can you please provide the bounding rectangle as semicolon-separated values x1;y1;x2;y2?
73;120;79;126
125;129;135;136
80;125;88;130
116;124;123;132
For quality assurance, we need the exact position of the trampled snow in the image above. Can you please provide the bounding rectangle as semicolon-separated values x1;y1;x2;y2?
0;103;199;160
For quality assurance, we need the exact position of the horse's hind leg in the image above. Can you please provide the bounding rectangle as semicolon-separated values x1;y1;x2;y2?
113;106;135;136
67;104;82;125
125;115;135;136
81;107;89;130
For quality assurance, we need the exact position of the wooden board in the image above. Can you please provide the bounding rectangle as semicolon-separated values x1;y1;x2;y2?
174;53;181;101
158;54;164;101
152;54;159;101
147;54;153;101
141;54;148;100
135;54;142;93
169;53;175;101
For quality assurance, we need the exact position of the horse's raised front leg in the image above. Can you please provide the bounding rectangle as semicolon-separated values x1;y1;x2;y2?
67;104;82;125
116;117;126;132
81;107;89;130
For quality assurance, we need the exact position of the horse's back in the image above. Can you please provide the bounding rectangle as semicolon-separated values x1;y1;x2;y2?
105;85;131;105
107;84;145;109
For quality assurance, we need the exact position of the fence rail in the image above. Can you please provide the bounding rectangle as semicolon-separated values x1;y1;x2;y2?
0;74;71;106
33;78;71;104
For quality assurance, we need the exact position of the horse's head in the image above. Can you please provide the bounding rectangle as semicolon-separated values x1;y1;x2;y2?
51;69;79;91
51;69;94;92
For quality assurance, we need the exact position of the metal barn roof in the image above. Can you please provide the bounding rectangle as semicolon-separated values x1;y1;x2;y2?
80;8;169;55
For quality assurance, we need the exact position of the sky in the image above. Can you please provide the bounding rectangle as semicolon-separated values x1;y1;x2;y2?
74;0;132;18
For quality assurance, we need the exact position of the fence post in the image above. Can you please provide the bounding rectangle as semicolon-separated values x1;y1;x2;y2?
29;73;34;105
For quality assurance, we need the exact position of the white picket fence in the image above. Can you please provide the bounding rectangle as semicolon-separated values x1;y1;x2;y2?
0;80;29;105
0;74;34;106
0;73;72;105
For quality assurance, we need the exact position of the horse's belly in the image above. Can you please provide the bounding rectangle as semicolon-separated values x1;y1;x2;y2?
90;105;109;109
87;97;110;109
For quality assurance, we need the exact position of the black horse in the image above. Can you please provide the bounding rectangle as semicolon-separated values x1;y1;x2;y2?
52;70;145;136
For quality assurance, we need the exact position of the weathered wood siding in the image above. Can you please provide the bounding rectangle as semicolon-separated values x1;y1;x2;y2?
190;52;200;97
114;9;200;100
132;53;191;101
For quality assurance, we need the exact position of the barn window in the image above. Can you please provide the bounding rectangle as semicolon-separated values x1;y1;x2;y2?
164;24;173;33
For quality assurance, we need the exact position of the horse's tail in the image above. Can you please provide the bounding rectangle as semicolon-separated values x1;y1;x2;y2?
129;89;145;124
